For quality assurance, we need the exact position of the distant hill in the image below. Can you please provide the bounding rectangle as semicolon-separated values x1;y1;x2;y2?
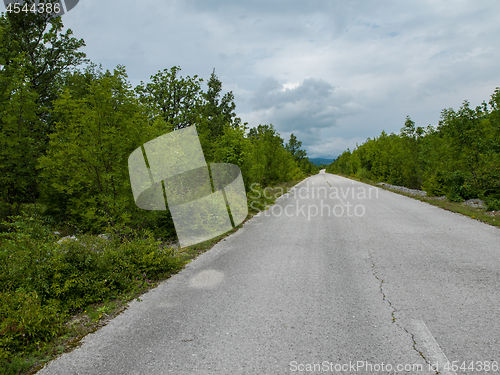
308;158;333;166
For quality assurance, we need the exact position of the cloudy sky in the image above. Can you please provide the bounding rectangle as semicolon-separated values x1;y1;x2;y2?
54;0;499;159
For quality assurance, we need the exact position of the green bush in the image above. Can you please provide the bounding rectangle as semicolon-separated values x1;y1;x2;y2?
0;214;183;368
1;215;181;300
0;289;63;360
486;198;500;211
422;172;447;197
445;171;478;202
48;236;115;310
356;167;371;181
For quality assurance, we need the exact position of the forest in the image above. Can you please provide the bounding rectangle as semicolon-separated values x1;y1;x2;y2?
0;7;318;239
326;89;500;210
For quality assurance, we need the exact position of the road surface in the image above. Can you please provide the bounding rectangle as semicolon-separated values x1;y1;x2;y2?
39;172;500;374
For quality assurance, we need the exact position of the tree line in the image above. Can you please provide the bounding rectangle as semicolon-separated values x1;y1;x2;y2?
326;89;500;208
0;5;318;238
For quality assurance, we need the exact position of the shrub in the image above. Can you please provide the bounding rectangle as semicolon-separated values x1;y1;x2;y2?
445;171;478;202
0;213;183;368
486;198;500;211
422;172;447;197
0;289;63;359
356;167;371;181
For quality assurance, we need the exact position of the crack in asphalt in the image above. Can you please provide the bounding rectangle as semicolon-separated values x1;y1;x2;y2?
323;175;332;188
368;250;436;373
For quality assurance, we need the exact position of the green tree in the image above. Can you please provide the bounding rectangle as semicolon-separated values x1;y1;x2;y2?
0;52;39;217
38;66;155;232
400;116;425;189
247;124;299;185
419;125;448;196
199;69;237;140
438;101;493;199
1;1;86;127
326;88;500;202
285;133;307;161
135;66;203;132
0;4;86;217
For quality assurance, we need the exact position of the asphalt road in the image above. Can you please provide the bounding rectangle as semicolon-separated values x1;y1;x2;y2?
39;172;500;374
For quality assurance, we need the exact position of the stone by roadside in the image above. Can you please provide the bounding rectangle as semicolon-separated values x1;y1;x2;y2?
461;198;485;208
376;182;427;197
376;182;500;218
426;195;447;200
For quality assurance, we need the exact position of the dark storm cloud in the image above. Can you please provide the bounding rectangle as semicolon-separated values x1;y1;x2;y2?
250;77;361;132
252;78;334;111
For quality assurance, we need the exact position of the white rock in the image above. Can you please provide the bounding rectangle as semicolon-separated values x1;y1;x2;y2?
56;235;78;244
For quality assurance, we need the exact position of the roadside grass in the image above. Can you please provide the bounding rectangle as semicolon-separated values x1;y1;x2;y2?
333;173;500;229
411;195;500;228
0;179;302;375
246;180;301;214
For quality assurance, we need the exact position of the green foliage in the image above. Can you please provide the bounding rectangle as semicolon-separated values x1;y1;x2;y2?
421;171;447;197
285;133;307;161
0;213;183;367
356;167;371;180
444;170;475;202
326;88;500;203
200;68;238;140
285;133;319;176
0;6;87;221
399;116;425;189
1;1;86;107
0;288;63;361
37;66;156;233
247;124;298;185
0;53;314;242
246;184;269;212
0;58;40;217
194;71;317;190
246;182;297;214
486;198;500;211
2;24;313;243
296;158;315;177
211;124;248;167
135;66;203;131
